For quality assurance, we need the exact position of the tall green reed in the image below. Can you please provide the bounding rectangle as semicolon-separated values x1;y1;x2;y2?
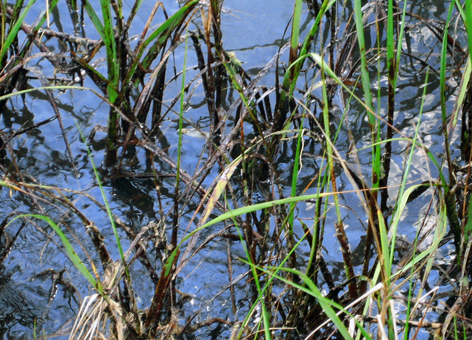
274;0;334;132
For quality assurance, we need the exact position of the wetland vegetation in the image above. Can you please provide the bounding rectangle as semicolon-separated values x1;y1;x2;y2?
1;0;472;339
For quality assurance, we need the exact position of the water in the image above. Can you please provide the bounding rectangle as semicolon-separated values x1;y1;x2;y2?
0;0;461;339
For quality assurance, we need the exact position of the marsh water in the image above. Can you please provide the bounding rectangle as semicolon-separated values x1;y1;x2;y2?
0;0;463;339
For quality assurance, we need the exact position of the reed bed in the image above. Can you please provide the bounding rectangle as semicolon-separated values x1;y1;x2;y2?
0;0;471;339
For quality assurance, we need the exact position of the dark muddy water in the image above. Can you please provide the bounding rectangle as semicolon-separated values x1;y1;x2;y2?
0;0;461;339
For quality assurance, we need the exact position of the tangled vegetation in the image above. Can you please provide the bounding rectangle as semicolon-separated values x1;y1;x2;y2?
1;0;472;339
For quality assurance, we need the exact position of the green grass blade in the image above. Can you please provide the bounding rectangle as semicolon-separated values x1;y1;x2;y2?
389;69;429;267
83;0;105;40
288;0;303;89
175;27;189;196
124;0;199;86
354;0;381;198
15;0;61;61
76;124;128;279
278;0;335;106
163;190;334;276
353;0;373;113
465;0;472;66
9;213;103;295
248;263;374;340
100;0;119;103
32;0;61;31
288;126;303;238
378;209;391;279
0;0;35;62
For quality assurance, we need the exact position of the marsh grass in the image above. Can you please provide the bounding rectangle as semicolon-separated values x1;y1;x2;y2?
1;0;472;339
